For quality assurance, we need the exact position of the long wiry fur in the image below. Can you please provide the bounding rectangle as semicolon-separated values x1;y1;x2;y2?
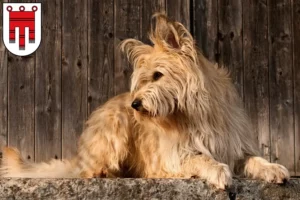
0;13;289;189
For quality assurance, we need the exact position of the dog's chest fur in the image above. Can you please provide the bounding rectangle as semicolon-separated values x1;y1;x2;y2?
129;112;189;177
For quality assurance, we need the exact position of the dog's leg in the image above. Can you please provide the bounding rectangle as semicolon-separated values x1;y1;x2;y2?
76;108;131;178
182;154;232;189
243;156;290;183
77;127;129;178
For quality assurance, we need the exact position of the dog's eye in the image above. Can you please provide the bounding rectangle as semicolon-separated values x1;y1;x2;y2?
153;71;163;81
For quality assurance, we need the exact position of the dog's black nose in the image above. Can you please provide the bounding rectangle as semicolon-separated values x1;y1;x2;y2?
131;99;142;110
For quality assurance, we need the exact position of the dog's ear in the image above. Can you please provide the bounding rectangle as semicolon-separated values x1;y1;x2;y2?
150;13;180;49
150;13;195;54
120;39;152;68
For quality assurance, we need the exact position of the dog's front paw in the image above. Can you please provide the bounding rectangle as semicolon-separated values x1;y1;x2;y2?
206;163;232;190
260;163;290;184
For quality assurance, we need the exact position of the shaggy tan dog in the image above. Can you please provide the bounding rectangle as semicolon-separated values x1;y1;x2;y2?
1;13;289;189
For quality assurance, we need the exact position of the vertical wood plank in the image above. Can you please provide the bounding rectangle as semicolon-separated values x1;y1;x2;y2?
114;0;141;95
88;0;114;114
7;0;35;161
193;0;218;62
166;0;190;30
269;0;294;175
35;0;62;162
218;0;244;98
62;0;88;159
243;0;270;161
141;0;166;44
0;0;8;155
293;0;300;176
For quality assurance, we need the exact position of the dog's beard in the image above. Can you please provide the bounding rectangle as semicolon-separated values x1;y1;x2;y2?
138;89;177;117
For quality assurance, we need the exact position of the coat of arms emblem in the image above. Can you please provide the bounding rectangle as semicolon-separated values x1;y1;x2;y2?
2;3;41;56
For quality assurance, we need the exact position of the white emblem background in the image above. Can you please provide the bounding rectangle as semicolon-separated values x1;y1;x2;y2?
2;3;41;56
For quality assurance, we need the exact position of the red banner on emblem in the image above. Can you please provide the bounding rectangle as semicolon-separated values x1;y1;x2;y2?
7;5;38;50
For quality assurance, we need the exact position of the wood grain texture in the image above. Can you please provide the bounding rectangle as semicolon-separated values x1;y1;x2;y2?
62;0;88;159
293;0;300;176
7;56;35;162
0;0;8;155
243;0;270;161
193;0;218;62
114;0;141;95
166;0;190;30
218;0;244;98
7;0;35;162
35;0;62;162
141;0;166;44
88;0;114;114
269;0;294;175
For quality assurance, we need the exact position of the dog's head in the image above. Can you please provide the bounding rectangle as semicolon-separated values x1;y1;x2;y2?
121;13;206;117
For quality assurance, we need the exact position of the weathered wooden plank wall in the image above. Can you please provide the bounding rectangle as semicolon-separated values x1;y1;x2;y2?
88;0;114;114
35;0;62;162
294;0;300;177
269;0;294;176
243;0;270;161
61;0;88;159
192;0;218;61
114;0;140;95
0;0;8;157
218;0;244;97
7;0;35;162
0;0;299;175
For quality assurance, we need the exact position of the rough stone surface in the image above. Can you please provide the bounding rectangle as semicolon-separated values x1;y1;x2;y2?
0;178;299;200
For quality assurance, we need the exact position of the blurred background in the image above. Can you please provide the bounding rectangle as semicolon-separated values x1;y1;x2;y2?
0;0;299;176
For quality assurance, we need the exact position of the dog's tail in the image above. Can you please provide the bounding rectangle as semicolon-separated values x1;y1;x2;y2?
0;147;80;178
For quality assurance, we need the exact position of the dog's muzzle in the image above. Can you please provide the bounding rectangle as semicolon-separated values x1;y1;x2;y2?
131;99;142;111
